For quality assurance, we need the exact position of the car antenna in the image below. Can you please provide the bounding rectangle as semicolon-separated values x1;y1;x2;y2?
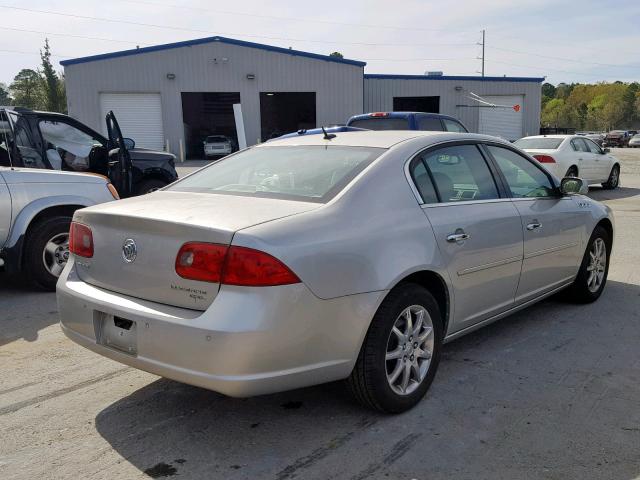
321;126;336;140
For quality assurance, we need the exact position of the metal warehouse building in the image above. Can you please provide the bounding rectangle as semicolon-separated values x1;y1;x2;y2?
364;74;543;141
61;36;543;159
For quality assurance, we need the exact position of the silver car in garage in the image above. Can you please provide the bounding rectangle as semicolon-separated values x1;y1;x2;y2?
57;131;614;412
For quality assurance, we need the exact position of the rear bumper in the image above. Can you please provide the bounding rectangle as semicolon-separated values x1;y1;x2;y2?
57;262;385;397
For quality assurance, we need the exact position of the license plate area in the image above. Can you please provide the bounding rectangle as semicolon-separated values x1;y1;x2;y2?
94;312;138;356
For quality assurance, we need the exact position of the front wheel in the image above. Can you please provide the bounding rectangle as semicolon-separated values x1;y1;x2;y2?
24;215;72;291
347;284;443;413
566;226;611;303
602;165;620;189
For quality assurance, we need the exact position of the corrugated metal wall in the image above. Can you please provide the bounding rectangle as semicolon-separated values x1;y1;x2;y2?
364;77;542;138
64;42;364;156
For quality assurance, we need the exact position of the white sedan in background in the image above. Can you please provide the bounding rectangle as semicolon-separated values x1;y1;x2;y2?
515;135;620;189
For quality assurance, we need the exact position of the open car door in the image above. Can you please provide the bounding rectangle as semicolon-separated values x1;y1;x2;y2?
105;111;133;197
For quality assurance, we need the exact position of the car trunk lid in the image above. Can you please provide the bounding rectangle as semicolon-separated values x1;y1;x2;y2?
72;191;318;310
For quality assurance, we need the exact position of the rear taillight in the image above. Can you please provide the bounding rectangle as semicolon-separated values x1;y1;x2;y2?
370;112;389;117
175;242;227;283
174;243;300;286
533;154;556;164
222;246;300;286
69;222;94;258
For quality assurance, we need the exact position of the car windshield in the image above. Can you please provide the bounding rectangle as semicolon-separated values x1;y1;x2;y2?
348;117;410;130
514;138;564;149
206;136;228;142
169;145;384;202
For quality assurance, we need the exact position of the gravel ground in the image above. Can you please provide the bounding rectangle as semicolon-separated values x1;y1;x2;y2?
1;148;639;480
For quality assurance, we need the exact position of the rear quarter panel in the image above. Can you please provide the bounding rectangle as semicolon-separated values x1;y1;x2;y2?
233;140;451;301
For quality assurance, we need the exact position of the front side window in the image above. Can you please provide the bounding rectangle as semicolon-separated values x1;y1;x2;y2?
169;145;384;203
442;118;467;133
417;144;499;202
487;145;555;198
8;112;46;169
39;119;102;171
417;117;444;131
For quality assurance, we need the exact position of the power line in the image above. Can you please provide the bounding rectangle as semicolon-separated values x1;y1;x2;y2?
116;0;479;33
0;6;476;48
487;59;628;77
0;26;141;45
0;48;69;58
490;45;640;70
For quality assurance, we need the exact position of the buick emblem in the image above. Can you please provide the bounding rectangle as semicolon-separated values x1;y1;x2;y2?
122;238;137;263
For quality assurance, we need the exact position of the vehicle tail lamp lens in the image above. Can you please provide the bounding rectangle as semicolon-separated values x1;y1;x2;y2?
533;154;556;163
69;222;94;258
370;112;389;117
222;246;300;286
174;243;300;286
175;242;227;283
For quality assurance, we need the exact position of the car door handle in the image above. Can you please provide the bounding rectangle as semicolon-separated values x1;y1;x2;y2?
526;222;542;231
446;232;470;243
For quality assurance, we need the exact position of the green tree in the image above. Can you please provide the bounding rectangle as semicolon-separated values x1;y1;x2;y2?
622;82;639;126
329;51;344;58
0;83;12;105
40;38;64;112
9;69;44;109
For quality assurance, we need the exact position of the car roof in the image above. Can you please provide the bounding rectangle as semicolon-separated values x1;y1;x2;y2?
259;130;506;149
348;111;459;121
520;135;572;139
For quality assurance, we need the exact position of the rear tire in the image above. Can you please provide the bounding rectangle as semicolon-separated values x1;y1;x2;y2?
566;226;610;303
602;165;620;190
136;178;168;195
347;283;443;413
566;166;579;177
24;215;72;291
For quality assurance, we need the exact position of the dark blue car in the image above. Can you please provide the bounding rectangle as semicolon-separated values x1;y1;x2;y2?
278;112;469;139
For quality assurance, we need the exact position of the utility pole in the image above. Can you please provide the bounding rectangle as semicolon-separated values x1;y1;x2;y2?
476;30;486;77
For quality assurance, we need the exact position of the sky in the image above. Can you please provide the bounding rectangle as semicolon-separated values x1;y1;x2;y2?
1;0;639;86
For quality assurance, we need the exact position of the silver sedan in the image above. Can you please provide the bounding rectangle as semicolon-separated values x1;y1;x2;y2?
57;131;614;412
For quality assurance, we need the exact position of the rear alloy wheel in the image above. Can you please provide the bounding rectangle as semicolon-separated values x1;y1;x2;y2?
24;215;72;291
566;166;579;178
602;165;620;190
566;226;610;303
348;284;442;413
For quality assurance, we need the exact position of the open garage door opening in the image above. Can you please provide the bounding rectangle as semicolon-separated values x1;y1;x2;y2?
181;92;240;159
260;92;316;141
393;96;440;113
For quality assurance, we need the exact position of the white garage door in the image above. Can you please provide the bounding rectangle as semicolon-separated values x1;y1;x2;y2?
478;95;524;141
99;93;164;150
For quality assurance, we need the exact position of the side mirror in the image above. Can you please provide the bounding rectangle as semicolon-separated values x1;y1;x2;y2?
560;177;588;195
123;138;135;150
603;147;610;154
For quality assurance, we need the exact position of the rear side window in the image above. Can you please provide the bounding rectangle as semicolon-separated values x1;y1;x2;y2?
348;117;410;130
571;138;589;152
417;117;443;131
409;159;438;203
442;119;467;133
413;144;499;203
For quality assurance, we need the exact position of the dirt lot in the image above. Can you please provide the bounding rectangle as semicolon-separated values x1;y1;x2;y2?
1;149;639;480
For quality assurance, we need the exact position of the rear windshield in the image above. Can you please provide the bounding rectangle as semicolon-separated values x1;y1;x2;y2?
514;138;564;150
169;145;384;202
206;136;228;142
348;117;410;130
